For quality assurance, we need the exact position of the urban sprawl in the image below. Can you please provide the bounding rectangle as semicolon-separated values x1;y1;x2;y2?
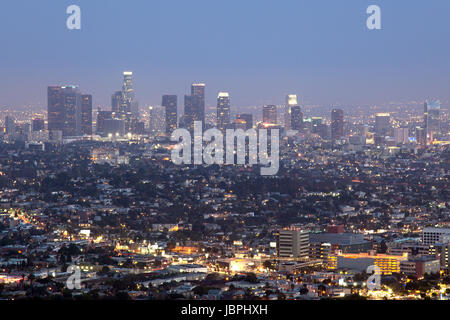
0;72;449;300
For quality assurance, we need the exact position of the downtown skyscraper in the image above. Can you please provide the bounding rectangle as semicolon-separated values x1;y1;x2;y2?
81;94;93;135
331;108;344;141
121;72;135;115
375;113;391;137
109;72;140;134
424;100;441;142
263;105;277;124
4;116;15;135
290;106;303;131
217;92;230;132
184;83;205;131
163;95;177;135
284;94;298;130
48;85;92;137
111;91;122;113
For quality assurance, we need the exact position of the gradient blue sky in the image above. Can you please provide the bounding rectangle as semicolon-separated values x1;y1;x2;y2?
1;0;449;110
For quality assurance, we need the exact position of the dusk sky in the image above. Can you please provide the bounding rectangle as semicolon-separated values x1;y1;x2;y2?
1;0;450;110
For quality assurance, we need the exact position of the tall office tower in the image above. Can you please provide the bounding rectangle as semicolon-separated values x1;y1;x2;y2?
318;123;329;140
284;94;298;130
375;113;391;137
5;116;15;135
32;118;45;132
162;95;177;135
184;95;200;131
191;83;205;123
217;92;231;132
64;87;82;137
263;105;277;124
111;91;122;113
96;109;113;135
48;85;82;137
17;123;31;141
236;113;253;130
131;101;140;120
47;86;64;134
302;118;312;133
359;124;369;137
183;83;205;131
121;71;135;113
415;127;426;146
119;71;139;132
148;106;166;136
394;127;409;145
331;108;344;141
311;117;323;134
81;94;93;135
277;227;309;259
424;100;441;142
290;106;303;131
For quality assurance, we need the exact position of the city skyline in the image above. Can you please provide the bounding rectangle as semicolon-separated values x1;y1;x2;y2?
2;75;447;117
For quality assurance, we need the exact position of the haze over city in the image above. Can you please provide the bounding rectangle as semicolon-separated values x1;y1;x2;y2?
1;0;450;110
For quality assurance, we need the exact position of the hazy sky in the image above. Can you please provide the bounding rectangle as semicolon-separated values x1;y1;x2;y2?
1;0;450;110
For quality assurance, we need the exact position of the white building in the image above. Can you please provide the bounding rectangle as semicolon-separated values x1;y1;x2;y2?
394;127;409;144
277;227;309;259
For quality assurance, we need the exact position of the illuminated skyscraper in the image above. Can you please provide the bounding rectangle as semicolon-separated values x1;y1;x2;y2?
96;109;113;136
311;117;323;134
47;86;64;134
394;127;409;145
424;100;441;142
415;127;426;146
191;83;205;120
263;105;277;124
148;105;166;136
331;108;344;141
47;85;82;137
191;83;205;124
122;72;135;113
184;83;205;131
81;94;92;135
290;106;303;131
5;116;15;135
184;95;201;131
217;92;230;132
162;95;177;135
111;91;122;113
117;71;139;133
284;94;298;130
375;113;391;137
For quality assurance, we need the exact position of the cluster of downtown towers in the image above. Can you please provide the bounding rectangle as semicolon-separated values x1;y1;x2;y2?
47;72;347;140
